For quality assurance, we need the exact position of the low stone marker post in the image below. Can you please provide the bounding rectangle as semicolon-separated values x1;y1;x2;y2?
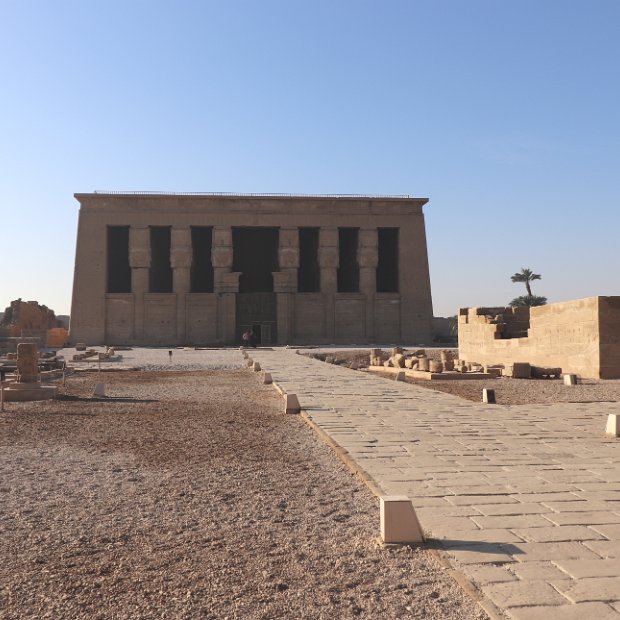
93;383;106;397
263;372;272;385
285;393;301;414
564;374;577;386
380;496;424;544
482;388;496;404
252;362;261;372
606;414;619;437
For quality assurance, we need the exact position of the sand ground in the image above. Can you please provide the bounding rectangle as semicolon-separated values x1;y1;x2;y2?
1;369;487;620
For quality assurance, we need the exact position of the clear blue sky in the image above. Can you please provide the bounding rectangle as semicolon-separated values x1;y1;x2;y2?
1;1;618;317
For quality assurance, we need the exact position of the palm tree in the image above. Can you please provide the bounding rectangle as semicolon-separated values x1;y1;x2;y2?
510;294;547;307
511;268;541;297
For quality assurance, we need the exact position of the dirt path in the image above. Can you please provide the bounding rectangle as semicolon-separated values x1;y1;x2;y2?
0;370;487;620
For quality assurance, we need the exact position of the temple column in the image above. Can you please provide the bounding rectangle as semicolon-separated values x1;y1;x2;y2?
211;226;239;344
273;226;298;344
358;228;378;342
319;227;339;341
171;227;192;344
129;226;150;343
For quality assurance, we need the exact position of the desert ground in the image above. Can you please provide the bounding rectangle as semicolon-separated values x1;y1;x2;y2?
0;367;488;620
305;349;620;406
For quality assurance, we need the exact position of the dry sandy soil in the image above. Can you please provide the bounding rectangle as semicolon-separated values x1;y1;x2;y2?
0;369;487;620
309;350;620;405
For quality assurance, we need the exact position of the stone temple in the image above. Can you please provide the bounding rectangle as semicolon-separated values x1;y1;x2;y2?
69;192;433;346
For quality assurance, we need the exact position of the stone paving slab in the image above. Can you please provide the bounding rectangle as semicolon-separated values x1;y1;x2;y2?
248;348;620;619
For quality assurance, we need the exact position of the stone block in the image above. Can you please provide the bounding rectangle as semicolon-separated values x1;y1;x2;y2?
482;388;496;404
396;371;406;381
17;343;38;383
484;366;502;378
93;383;106;397
285;393;301;414
417;357;430;372
380;496;424;544
504;362;531;379
252;361;261;372
531;366;562;379
605;414;619;437
429;360;443;373
564;373;578;385
75;343;86;351
262;372;272;385
393;353;406;368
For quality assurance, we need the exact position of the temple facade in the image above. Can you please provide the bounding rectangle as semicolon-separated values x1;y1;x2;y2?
69;193;434;346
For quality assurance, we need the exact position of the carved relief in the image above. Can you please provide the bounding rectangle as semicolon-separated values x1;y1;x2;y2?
273;270;296;293
212;226;232;247
170;249;192;269
211;246;233;268
318;247;339;269
278;247;299;269
129;249;151;269
357;247;378;268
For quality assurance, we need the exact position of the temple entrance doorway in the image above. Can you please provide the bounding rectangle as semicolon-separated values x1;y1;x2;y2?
232;227;279;345
236;293;276;345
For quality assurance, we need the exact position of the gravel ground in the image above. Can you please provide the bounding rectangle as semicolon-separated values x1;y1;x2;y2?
403;375;620;405
306;349;620;405
56;346;245;372
0;369;487;620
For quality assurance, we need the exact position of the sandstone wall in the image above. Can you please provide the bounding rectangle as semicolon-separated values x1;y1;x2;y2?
70;193;434;346
458;296;620;379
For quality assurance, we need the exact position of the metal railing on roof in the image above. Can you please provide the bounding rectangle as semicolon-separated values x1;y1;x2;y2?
92;191;413;199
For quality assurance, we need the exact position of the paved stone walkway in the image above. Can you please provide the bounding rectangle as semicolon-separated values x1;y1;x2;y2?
249;348;620;620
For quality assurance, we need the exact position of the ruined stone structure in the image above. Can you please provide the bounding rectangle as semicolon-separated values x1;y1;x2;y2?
70;193;434;346
0;299;68;348
0;299;63;335
458;296;620;379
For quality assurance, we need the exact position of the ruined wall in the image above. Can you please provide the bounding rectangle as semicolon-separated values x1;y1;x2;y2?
458;296;620;379
0;299;62;335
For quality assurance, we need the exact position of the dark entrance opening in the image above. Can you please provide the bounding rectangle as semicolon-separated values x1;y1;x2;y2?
337;228;359;293
236;293;277;345
107;226;131;293
233;227;279;344
190;226;214;292
377;228;399;293
232;227;279;292
298;227;320;292
149;226;173;293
